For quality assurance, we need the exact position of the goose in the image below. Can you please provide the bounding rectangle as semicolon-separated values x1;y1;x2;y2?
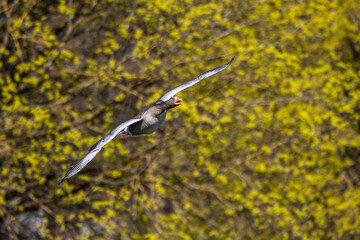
59;57;234;184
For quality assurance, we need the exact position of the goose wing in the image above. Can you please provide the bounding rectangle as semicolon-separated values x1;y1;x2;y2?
59;117;142;184
156;57;234;103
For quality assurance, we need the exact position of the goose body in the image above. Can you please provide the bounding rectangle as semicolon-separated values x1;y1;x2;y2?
59;57;234;183
128;110;167;135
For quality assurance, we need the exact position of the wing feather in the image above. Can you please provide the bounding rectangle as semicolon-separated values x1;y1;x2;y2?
156;57;234;103
59;117;142;184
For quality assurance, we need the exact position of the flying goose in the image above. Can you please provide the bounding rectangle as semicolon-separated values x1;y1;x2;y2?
59;57;234;184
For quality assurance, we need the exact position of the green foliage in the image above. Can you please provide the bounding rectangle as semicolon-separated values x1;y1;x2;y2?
1;0;360;239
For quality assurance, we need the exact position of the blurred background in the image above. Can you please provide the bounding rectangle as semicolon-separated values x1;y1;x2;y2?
1;0;360;239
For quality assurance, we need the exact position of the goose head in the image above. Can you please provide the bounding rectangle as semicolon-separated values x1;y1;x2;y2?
162;96;182;110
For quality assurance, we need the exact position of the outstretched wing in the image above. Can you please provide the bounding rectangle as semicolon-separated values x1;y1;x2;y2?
59;117;142;184
156;57;234;103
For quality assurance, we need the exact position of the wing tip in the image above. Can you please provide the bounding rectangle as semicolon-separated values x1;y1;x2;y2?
58;164;77;184
59;171;73;184
58;176;67;185
228;56;235;65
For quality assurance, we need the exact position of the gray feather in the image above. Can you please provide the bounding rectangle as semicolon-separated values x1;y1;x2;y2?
59;117;142;184
156;57;234;103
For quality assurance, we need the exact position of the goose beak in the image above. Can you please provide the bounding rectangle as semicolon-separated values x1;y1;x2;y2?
175;97;182;105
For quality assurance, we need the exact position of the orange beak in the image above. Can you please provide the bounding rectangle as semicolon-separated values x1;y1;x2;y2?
175;97;182;105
